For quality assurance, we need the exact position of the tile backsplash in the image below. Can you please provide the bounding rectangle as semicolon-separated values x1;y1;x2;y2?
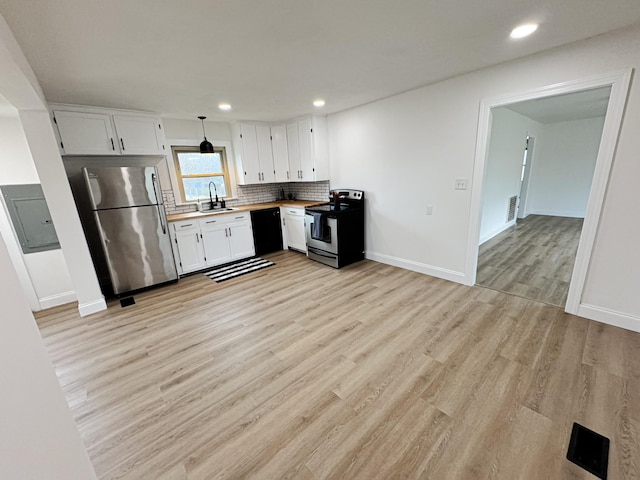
163;180;330;214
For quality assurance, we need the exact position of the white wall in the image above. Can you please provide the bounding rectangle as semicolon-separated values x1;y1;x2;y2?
0;11;106;318
527;116;605;217
0;233;97;480
328;24;640;322
480;107;542;243
162;117;232;143
0;114;75;309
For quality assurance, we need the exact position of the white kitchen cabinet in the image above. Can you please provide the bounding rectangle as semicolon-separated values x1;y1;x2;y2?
231;123;261;184
271;124;290;182
286;122;301;181
200;218;231;266
233;122;297;184
282;207;306;252
287;116;329;181
51;106;166;156
112;115;165;155
228;218;256;260
170;212;255;275
172;220;206;273
256;125;276;182
53;110;118;155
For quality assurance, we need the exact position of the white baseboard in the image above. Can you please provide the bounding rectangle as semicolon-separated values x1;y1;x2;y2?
78;296;107;317
38;290;76;309
365;251;466;284
528;209;585;218
479;220;516;245
577;303;640;333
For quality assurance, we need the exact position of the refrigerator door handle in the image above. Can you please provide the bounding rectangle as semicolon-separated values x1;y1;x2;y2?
151;173;167;235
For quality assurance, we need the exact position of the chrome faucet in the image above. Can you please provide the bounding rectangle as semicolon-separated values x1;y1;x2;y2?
208;181;219;209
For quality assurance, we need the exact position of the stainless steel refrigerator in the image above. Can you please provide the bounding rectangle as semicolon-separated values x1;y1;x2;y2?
82;165;177;295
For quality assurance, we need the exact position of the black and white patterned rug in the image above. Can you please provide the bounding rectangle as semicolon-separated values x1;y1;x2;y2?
204;257;275;283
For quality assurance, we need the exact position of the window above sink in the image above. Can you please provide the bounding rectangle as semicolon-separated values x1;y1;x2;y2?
171;146;232;203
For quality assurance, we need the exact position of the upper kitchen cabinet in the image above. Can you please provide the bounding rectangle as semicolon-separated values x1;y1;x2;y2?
50;105;166;156
232;122;288;184
256;125;276;183
270;124;290;182
287;116;329;182
52;110;118;155
112;115;165;155
231;123;261;184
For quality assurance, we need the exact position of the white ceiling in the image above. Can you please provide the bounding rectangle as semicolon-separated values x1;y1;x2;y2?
505;86;612;124
0;1;639;122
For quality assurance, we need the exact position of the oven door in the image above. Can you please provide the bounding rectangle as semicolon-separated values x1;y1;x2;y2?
305;213;338;254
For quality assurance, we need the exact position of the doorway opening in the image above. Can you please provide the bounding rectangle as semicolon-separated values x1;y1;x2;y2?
476;89;609;307
466;70;632;315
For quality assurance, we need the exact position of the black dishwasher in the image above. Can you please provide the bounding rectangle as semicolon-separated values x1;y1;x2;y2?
250;208;283;256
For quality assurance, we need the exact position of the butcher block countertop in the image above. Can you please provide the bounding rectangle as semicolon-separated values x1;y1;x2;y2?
166;200;325;222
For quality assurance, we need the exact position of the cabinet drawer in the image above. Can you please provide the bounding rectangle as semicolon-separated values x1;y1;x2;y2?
198;212;249;229
171;220;199;231
283;207;305;217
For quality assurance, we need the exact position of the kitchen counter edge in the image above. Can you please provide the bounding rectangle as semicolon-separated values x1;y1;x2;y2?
166;200;325;222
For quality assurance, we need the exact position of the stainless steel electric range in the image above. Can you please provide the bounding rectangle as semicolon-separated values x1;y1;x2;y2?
304;189;365;268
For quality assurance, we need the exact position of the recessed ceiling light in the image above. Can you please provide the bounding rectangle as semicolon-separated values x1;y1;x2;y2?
313;99;325;107
218;103;232;111
510;23;538;39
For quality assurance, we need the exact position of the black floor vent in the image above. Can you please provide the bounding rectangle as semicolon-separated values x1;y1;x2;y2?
120;297;135;308
566;422;609;479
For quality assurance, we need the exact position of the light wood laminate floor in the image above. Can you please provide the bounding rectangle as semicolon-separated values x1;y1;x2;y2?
477;215;584;307
35;251;639;479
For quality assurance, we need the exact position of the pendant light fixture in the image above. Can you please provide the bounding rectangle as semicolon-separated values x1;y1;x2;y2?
198;116;214;154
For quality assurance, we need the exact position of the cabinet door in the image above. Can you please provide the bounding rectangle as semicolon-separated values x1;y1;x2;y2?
256;125;275;182
271;125;290;182
112;115;164;155
53;110;118;155
298;117;315;181
311;116;329;180
238;124;261;184
201;222;232;266
174;227;206;273
285;213;306;252
229;221;255;260
286;122;302;181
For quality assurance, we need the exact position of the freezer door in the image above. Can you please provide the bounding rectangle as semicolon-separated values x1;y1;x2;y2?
93;205;177;294
83;166;161;209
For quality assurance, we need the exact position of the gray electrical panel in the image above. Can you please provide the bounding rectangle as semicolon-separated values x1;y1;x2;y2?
1;184;60;254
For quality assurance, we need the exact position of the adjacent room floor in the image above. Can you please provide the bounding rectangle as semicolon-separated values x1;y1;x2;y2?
36;250;639;479
476;214;584;307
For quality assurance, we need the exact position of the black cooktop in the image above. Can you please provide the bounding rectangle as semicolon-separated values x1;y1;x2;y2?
307;202;352;213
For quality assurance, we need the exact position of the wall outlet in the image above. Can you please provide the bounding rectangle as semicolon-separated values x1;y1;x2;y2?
455;178;468;190
426;205;433;215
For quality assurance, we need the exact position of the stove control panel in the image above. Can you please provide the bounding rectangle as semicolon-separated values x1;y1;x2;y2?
330;189;364;202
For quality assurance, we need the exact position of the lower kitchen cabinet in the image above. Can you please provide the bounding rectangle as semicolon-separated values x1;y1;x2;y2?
200;219;231;266
281;207;306;252
170;212;255;275
228;219;255;259
173;222;205;273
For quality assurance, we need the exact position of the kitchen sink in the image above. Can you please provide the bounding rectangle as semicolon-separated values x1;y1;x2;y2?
200;207;236;214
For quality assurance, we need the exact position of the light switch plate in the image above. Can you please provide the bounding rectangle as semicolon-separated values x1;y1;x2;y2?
426;205;433;215
455;178;468;190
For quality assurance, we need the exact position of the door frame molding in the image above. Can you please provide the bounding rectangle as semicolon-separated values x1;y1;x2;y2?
465;68;633;315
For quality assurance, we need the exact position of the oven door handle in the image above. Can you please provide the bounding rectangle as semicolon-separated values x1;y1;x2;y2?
309;248;337;259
